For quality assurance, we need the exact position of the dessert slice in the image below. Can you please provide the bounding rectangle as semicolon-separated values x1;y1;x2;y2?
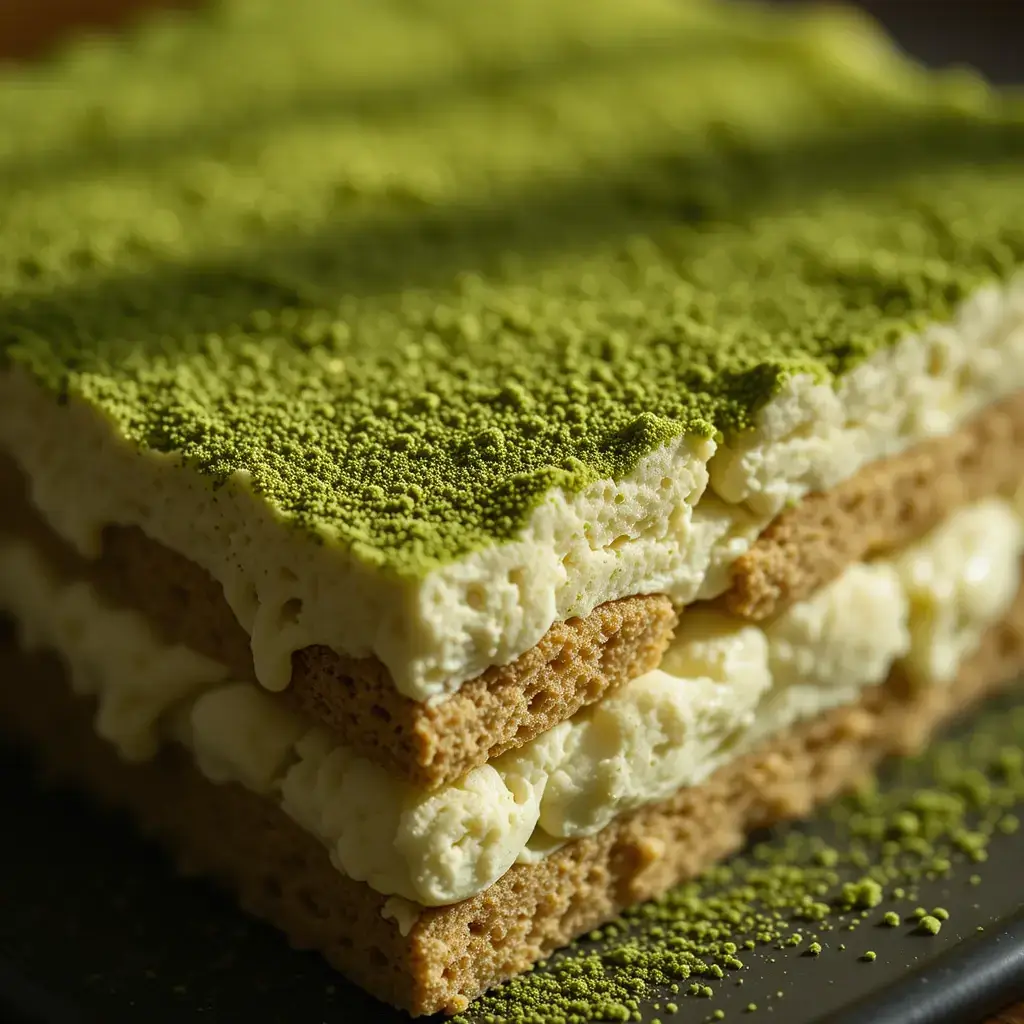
2;0;1024;1015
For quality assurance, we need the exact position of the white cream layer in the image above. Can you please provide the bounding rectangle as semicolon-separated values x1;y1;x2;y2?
2;279;1023;702
2;497;1021;909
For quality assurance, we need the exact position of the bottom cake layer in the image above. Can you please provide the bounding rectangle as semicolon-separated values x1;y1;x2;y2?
2;588;1023;1017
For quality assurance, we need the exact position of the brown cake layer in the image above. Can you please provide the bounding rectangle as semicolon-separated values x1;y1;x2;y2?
722;389;1024;618
2;389;1024;791
0;452;678;790
2;565;1022;1016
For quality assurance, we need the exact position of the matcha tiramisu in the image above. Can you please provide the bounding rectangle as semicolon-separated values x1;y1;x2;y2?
2;0;1024;1015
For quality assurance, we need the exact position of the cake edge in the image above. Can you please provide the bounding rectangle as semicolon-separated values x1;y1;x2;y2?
3;386;1024;791
1;576;1021;1016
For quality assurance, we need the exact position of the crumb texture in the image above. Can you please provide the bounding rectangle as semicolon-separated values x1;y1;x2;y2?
1;569;1021;1015
3;0;1024;574
0;450;677;787
4;385;1024;787
290;595;676;789
726;389;1024;618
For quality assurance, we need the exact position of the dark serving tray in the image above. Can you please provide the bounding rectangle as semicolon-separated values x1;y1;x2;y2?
2;2;1023;1023
2;686;1023;1024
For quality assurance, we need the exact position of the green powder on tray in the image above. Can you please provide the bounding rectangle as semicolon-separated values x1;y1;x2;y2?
455;699;1024;1024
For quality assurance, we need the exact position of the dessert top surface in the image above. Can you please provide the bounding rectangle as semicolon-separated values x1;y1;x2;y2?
2;0;1024;577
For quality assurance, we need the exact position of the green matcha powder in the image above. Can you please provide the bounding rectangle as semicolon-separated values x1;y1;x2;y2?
2;0;1024;576
456;700;1024;1023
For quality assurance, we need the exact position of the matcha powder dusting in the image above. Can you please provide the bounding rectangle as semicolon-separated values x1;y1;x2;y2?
3;0;1024;577
454;698;1024;1023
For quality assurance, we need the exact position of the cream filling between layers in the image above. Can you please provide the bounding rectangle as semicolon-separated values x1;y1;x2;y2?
2;497;1022;910
2;279;1024;702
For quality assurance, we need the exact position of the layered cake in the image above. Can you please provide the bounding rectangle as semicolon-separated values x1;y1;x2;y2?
2;0;1024;1015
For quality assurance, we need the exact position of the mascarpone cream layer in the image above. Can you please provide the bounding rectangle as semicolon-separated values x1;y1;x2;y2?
2;497;1020;908
1;279;1023;702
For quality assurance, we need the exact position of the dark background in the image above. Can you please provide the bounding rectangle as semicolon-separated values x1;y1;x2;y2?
0;2;1022;1023
0;0;1022;83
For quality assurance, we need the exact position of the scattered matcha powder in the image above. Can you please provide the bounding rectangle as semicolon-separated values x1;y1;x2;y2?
453;701;1023;1023
3;0;1024;575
